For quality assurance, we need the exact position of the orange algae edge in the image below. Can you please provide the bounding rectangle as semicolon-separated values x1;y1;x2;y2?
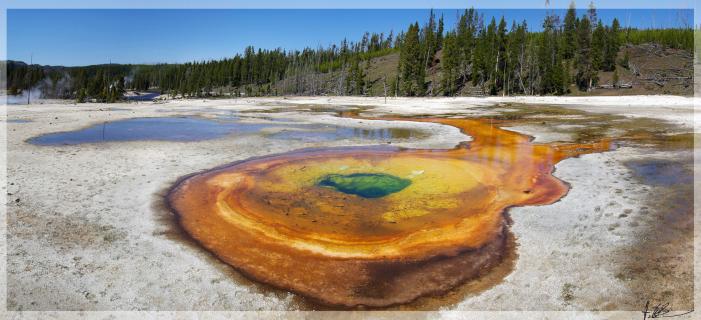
166;116;613;307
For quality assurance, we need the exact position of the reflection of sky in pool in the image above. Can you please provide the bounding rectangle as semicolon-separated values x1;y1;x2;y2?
28;116;423;145
29;117;268;145
627;159;693;186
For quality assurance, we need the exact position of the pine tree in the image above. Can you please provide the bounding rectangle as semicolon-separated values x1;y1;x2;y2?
441;32;459;95
436;15;444;50
587;1;597;26
620;50;630;69
495;17;508;94
423;9;437;68
363;57;371;95
456;9;477;82
602;18;621;71
76;88;86;103
575;16;596;91
592;20;605;71
400;23;424;96
563;2;578;59
485;17;498;93
389;77;397;97
537;14;566;95
349;56;365;95
507;21;528;94
472;22;487;87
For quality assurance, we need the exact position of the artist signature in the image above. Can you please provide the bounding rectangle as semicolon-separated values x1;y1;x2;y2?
642;300;693;319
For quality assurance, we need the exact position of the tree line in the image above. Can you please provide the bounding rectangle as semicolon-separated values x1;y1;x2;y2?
406;6;686;96
5;4;693;102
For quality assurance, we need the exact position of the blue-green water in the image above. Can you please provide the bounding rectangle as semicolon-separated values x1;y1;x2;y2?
317;173;411;198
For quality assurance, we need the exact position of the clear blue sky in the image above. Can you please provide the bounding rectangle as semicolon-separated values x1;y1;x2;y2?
7;8;693;66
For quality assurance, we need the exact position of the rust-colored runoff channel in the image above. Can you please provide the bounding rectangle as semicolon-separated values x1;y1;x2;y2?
167;115;613;308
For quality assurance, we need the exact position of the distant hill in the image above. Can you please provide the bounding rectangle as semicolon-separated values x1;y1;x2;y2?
245;42;690;97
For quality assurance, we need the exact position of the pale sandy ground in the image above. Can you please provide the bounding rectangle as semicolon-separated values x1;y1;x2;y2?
268;95;698;128
1;95;697;319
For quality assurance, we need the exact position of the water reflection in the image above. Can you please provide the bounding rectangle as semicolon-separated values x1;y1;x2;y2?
28;117;268;145
28;116;425;145
627;159;693;186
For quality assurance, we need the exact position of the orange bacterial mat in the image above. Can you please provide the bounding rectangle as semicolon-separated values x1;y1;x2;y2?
167;115;612;307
